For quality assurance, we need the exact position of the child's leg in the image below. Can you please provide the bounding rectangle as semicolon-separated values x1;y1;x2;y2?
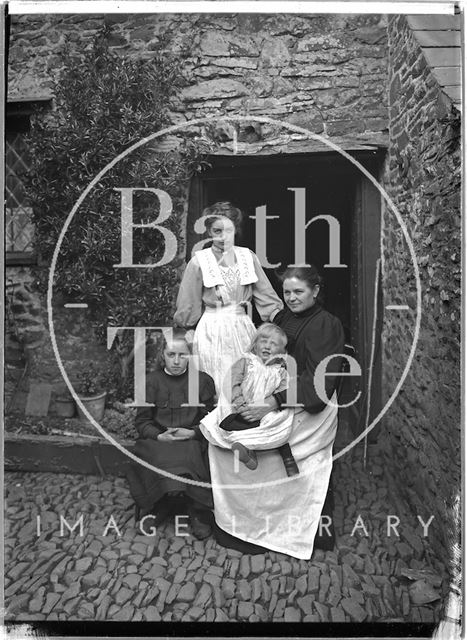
231;442;258;470
277;443;299;477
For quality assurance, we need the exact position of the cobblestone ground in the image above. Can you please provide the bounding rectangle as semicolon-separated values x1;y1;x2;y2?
5;444;446;624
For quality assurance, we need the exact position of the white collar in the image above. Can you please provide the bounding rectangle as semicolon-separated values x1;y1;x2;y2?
196;246;258;287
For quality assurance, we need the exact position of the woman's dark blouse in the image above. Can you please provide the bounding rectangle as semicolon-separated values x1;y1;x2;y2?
274;304;345;414
135;369;216;440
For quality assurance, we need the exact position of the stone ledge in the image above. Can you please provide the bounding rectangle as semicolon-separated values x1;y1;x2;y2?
5;432;134;477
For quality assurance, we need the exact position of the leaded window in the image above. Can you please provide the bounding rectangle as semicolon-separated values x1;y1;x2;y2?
5;100;51;265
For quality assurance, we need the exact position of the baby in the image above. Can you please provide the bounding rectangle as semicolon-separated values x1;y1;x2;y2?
201;323;299;477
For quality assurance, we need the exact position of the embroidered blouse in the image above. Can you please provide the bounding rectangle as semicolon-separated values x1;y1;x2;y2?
174;247;283;329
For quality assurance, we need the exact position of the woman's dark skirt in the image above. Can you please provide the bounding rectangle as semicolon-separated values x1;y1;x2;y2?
126;438;213;512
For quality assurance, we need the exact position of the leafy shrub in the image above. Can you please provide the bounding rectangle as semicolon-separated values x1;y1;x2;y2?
25;27;209;399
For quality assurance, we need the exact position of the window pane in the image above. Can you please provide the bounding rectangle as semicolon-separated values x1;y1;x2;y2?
5;132;34;253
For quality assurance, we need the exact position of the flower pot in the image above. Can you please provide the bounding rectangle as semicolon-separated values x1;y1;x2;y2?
55;396;76;418
76;391;107;424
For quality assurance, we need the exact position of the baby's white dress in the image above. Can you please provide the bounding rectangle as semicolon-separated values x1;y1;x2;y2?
200;352;295;450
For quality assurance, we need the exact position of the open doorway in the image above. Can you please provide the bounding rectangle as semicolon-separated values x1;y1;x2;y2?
187;150;385;435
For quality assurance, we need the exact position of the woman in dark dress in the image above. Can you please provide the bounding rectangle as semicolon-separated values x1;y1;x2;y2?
272;266;345;416
211;265;345;557
272;265;345;550
126;329;215;540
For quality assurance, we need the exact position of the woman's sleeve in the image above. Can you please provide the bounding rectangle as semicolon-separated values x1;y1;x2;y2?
199;373;217;415
276;315;345;414
250;251;284;321
173;257;204;329
134;375;163;439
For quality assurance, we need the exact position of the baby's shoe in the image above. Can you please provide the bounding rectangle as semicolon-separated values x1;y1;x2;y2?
232;442;258;470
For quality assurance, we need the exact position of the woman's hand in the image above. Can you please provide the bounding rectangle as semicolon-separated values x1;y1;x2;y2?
158;428;195;442
238;396;278;422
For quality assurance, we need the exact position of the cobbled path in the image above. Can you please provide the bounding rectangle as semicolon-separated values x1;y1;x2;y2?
5;444;446;623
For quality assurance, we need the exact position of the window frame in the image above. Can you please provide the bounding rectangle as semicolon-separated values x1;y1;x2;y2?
5;98;52;266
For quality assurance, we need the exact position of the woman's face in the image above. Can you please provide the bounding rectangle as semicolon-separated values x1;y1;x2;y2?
283;277;319;314
163;339;190;375
208;217;236;251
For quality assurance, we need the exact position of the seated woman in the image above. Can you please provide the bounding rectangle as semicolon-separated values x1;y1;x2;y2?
126;328;215;540
202;265;345;559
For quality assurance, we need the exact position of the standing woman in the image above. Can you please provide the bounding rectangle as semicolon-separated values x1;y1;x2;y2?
173;201;283;391
205;265;345;559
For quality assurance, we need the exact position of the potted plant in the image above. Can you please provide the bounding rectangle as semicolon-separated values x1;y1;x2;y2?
54;390;76;418
75;362;107;423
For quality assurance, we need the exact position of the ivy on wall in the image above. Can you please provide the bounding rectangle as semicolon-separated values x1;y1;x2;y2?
25;27;209;398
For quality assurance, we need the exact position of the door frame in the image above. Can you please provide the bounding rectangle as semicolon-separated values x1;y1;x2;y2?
350;170;384;434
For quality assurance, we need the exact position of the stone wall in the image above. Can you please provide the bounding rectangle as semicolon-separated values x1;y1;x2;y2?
8;13;388;142
379;15;461;564
6;268;46;350
6;12;390;415
5;266;109;415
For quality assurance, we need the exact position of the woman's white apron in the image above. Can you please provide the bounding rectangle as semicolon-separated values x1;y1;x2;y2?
206;399;338;560
193;247;257;392
194;305;256;393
